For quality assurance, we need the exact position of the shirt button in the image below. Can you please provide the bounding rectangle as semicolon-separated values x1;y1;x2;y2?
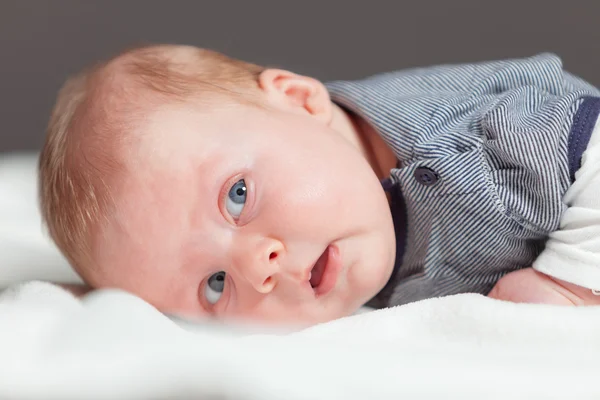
414;167;439;186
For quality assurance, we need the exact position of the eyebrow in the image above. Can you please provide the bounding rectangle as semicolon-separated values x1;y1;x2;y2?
188;156;226;231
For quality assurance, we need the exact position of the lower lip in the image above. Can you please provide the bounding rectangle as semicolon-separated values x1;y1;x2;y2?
314;245;342;297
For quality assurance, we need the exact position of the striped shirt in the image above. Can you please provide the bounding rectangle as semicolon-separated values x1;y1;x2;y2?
326;54;600;307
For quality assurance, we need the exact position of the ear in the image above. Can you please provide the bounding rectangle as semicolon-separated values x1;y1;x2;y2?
258;69;333;124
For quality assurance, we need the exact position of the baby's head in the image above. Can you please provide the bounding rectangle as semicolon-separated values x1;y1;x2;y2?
39;45;396;326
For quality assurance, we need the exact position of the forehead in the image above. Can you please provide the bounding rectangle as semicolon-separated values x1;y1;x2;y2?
127;102;272;165
89;107;226;269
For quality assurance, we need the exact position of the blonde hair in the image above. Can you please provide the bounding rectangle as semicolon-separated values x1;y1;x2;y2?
39;44;265;275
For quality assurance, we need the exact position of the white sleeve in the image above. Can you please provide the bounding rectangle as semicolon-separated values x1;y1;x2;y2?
533;116;600;291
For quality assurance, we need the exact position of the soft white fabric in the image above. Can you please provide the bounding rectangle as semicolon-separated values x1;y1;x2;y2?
533;116;600;290
3;152;600;399
0;153;82;287
2;282;600;399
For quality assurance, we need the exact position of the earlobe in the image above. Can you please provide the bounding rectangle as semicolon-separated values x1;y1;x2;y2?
258;69;333;124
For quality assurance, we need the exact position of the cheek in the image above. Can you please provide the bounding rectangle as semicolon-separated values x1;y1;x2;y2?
232;296;336;326
252;132;389;236
258;167;337;235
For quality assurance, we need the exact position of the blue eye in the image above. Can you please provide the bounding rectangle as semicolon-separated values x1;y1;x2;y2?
226;179;247;219
204;271;226;305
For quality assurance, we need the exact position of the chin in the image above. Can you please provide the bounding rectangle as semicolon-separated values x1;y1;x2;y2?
351;265;393;305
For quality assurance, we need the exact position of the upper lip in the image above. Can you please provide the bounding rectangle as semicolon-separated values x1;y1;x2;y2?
290;254;322;293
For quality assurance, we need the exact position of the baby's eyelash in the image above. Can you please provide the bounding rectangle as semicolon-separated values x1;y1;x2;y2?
220;174;254;226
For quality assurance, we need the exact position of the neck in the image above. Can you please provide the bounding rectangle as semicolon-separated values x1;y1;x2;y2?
330;103;397;180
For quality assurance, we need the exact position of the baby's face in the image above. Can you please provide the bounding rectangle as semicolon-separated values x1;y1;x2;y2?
89;101;396;327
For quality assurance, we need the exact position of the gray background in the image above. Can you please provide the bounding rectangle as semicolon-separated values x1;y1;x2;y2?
1;0;600;153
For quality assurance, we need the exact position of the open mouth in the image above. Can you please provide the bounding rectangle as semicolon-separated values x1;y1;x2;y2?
310;248;329;288
308;245;341;296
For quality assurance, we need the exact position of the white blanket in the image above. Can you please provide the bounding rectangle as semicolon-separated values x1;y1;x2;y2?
2;153;600;400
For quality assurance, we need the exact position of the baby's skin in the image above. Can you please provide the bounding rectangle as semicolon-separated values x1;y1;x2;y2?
46;47;600;328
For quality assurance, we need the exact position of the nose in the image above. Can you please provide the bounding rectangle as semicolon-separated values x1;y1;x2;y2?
233;236;284;294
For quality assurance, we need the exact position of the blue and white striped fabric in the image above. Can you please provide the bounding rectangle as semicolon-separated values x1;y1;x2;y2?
326;54;600;307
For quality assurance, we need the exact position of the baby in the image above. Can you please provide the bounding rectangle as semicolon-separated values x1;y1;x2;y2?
39;45;600;327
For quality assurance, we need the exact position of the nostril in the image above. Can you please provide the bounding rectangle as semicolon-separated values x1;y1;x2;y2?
269;251;277;261
263;276;273;286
